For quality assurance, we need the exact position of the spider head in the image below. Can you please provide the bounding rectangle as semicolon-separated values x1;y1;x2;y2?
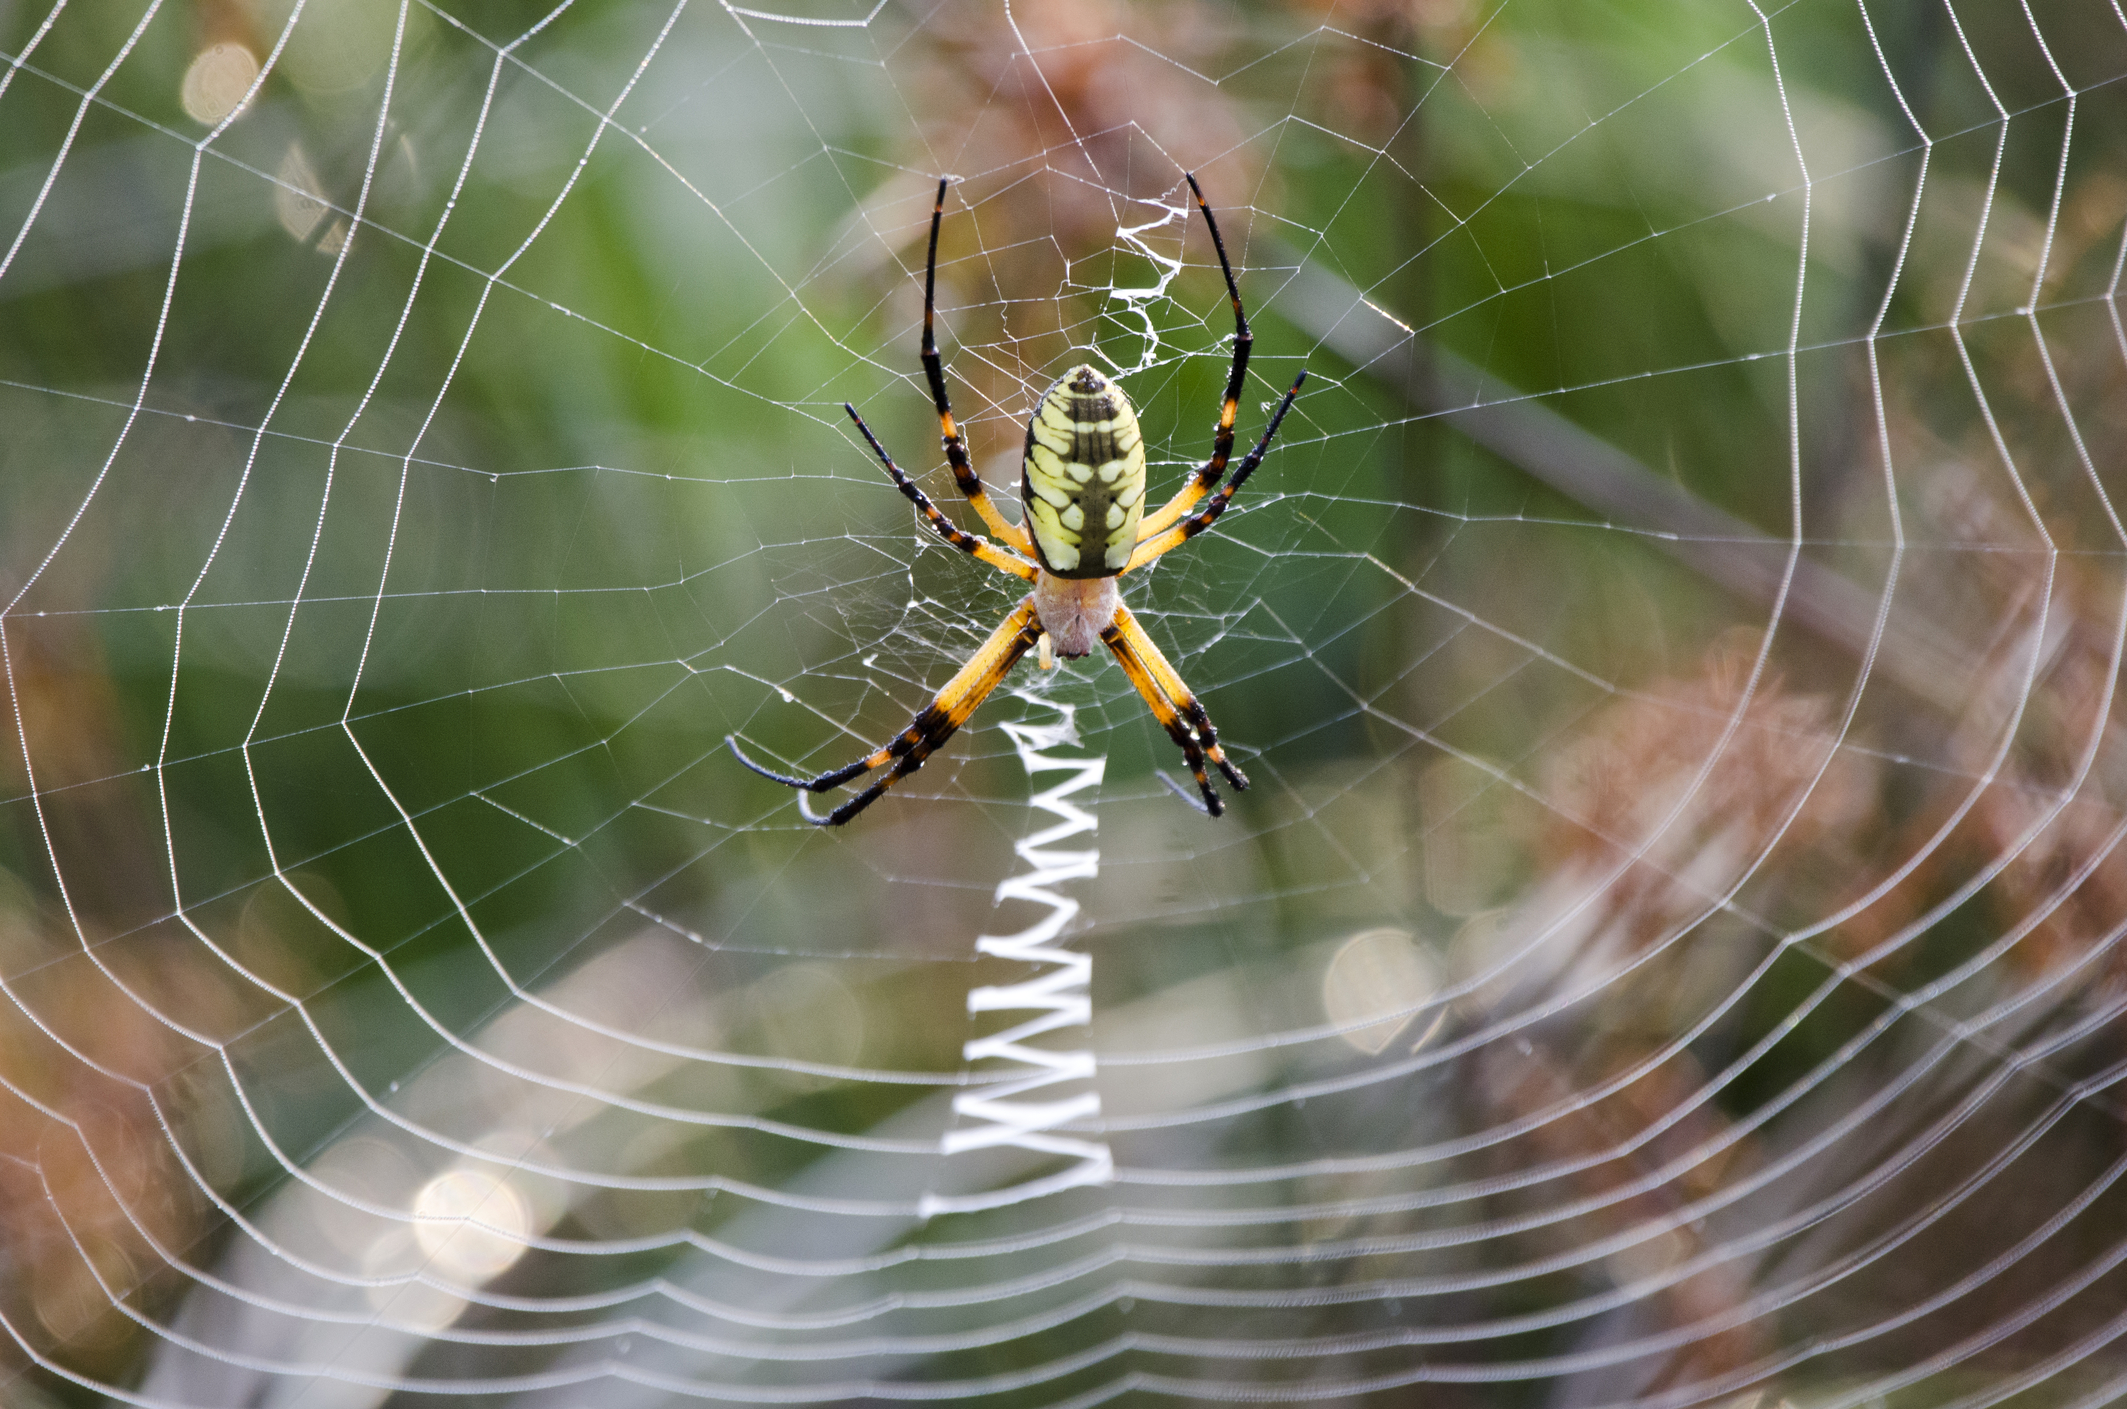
1065;364;1110;395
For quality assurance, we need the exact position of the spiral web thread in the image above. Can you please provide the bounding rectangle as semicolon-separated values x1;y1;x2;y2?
4;0;2127;1404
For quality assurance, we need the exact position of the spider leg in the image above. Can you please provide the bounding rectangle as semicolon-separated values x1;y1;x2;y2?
1109;603;1248;791
1101;603;1248;817
919;177;1036;556
1126;372;1306;573
1103;635;1221;816
728;597;1042;826
844;404;1035;581
1137;172;1257;540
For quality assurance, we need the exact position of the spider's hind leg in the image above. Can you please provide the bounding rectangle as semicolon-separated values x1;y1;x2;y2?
728;742;876;794
1101;603;1248;817
729;597;1042;826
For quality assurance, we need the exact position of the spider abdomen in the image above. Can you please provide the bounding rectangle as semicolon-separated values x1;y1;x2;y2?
1020;364;1146;579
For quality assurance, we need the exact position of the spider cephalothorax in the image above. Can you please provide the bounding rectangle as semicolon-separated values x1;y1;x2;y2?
730;175;1304;826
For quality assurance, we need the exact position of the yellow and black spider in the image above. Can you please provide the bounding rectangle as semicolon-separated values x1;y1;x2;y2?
729;175;1305;827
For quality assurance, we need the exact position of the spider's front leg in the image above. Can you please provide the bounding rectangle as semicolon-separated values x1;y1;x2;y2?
729;598;1042;826
1127;371;1306;573
843;403;1035;582
917;177;1035;557
1137;172;1256;540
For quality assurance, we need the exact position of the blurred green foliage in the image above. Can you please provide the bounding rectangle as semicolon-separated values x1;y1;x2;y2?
6;0;2127;1402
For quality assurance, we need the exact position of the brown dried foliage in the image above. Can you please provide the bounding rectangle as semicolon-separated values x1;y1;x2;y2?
1824;280;2127;999
1533;630;1878;944
0;625;246;1379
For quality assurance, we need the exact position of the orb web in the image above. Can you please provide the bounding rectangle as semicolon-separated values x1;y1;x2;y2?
4;0;2127;1405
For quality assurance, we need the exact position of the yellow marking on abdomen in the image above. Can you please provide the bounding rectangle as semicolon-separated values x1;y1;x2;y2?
1019;365;1148;579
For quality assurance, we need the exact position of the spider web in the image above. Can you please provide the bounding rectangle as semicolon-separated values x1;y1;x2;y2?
5;0;2127;1403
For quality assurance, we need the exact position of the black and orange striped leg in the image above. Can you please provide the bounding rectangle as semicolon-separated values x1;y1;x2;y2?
918;177;1035;556
1109;604;1248;792
1101;604;1248;817
1126;371;1306;573
728;598;1042;826
1137;172;1257;540
1102;627;1220;815
843;404;1035;581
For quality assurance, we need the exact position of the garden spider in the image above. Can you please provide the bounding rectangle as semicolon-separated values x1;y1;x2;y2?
729;175;1305;826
